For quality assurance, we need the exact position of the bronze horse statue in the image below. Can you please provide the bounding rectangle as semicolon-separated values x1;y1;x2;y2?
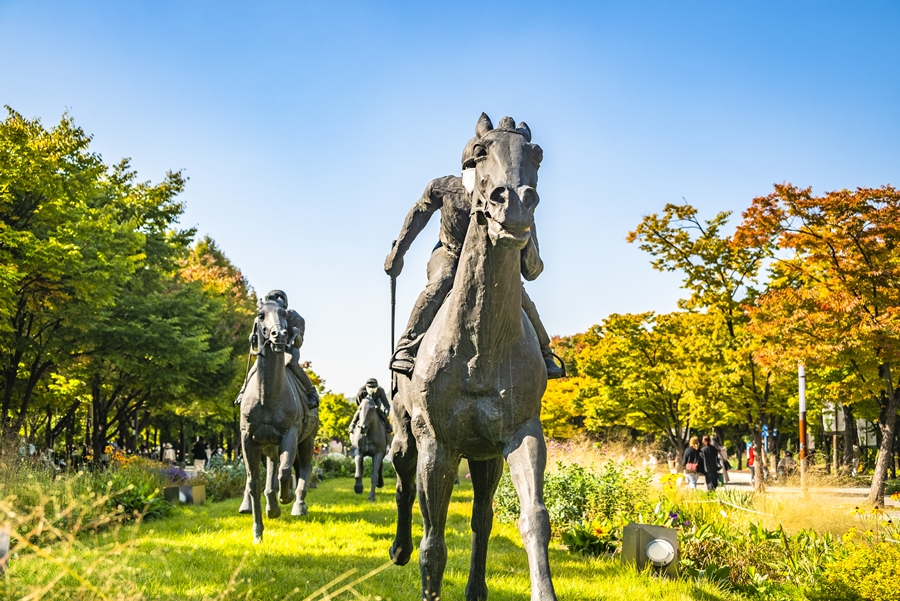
350;395;388;501
389;114;557;601
238;299;319;543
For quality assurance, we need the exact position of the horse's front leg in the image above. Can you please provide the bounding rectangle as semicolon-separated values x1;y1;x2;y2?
466;456;504;601
278;428;298;505
292;431;315;516
369;450;384;502
416;435;459;601
389;409;417;566
504;418;557;601
241;433;264;543
354;450;365;495
264;451;281;519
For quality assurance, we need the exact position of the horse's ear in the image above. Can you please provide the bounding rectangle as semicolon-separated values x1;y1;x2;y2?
476;113;493;138
516;122;532;142
498;116;516;130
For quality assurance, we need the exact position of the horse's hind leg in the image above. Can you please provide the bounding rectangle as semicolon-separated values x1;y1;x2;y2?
241;434;264;543
278;429;298;505
369;451;384;502
416;435;459;601
466;457;504;601
389;409;417;566
264;453;281;519
292;433;314;516
504;418;557;601
238;476;252;514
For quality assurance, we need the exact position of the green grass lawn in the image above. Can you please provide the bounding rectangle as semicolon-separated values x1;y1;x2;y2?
2;474;747;601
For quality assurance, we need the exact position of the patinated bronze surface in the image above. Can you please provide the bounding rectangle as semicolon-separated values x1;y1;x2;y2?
384;129;563;380
237;298;319;543
388;114;557;601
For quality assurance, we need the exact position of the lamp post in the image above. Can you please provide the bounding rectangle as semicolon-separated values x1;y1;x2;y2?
799;363;807;492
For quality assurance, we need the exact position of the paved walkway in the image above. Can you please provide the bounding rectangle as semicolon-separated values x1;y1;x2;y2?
701;469;900;508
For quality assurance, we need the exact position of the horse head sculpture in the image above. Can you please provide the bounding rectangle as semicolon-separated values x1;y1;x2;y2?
470;113;542;250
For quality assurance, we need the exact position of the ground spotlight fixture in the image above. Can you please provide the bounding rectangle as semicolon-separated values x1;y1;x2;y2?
622;523;679;577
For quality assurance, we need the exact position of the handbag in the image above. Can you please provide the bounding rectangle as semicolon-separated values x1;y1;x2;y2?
723;459;732;471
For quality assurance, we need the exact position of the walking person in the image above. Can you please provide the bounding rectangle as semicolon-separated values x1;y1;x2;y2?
162;443;176;466
712;436;730;486
191;436;208;473
700;435;720;491
682;436;702;490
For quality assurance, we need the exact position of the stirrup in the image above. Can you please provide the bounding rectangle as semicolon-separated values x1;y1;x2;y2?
389;349;415;376
544;352;567;379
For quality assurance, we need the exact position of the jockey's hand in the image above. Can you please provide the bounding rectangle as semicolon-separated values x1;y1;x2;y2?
384;247;403;277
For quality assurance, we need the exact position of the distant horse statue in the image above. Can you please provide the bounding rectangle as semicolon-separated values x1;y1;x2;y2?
350;394;388;501
238;299;319;543
389;113;557;601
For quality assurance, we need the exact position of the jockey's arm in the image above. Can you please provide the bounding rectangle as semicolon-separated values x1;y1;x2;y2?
385;181;442;277
375;387;391;416
520;222;544;281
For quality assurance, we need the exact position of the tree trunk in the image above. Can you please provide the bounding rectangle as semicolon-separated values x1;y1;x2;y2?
842;404;857;474
869;367;899;506
753;429;765;492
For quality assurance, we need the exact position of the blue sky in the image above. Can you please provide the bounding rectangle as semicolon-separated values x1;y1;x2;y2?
2;1;899;396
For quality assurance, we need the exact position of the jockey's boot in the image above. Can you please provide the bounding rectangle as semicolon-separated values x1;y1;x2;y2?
306;390;319;409
381;413;393;435
542;349;566;380
389;348;415;376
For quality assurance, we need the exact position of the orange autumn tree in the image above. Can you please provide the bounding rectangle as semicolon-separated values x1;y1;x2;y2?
736;184;900;505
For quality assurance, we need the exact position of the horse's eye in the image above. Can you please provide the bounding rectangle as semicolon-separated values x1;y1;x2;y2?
257;313;264;320
473;144;487;159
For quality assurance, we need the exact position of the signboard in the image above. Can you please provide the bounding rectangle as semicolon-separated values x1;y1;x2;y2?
856;419;879;448
822;402;846;434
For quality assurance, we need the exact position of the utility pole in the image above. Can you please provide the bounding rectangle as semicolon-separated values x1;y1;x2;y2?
799;363;807;492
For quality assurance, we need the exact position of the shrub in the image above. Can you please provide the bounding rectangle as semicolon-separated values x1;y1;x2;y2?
315;453;354;478
361;456;397;479
197;458;247;501
809;542;900;601
106;463;171;521
493;460;653;532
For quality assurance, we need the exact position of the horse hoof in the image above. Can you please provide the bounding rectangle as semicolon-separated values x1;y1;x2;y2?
280;492;296;506
267;504;281;519
238;497;251;514
354;482;363;494
390;542;411;566
291;501;308;516
253;536;263;545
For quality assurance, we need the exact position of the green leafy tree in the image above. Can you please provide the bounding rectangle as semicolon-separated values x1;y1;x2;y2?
628;204;789;488
576;311;720;460
318;392;356;445
0;108;150;441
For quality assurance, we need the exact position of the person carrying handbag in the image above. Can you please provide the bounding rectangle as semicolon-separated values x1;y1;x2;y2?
682;436;702;490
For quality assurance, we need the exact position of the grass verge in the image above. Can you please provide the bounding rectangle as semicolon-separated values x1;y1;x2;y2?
1;474;747;600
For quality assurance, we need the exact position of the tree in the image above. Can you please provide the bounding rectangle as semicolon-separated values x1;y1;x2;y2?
318;392;356;445
0;108;151;441
576;312;719;461
736;184;900;504
628;203;786;488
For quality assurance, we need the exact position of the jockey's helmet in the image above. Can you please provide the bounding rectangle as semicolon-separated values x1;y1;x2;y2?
265;290;288;309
